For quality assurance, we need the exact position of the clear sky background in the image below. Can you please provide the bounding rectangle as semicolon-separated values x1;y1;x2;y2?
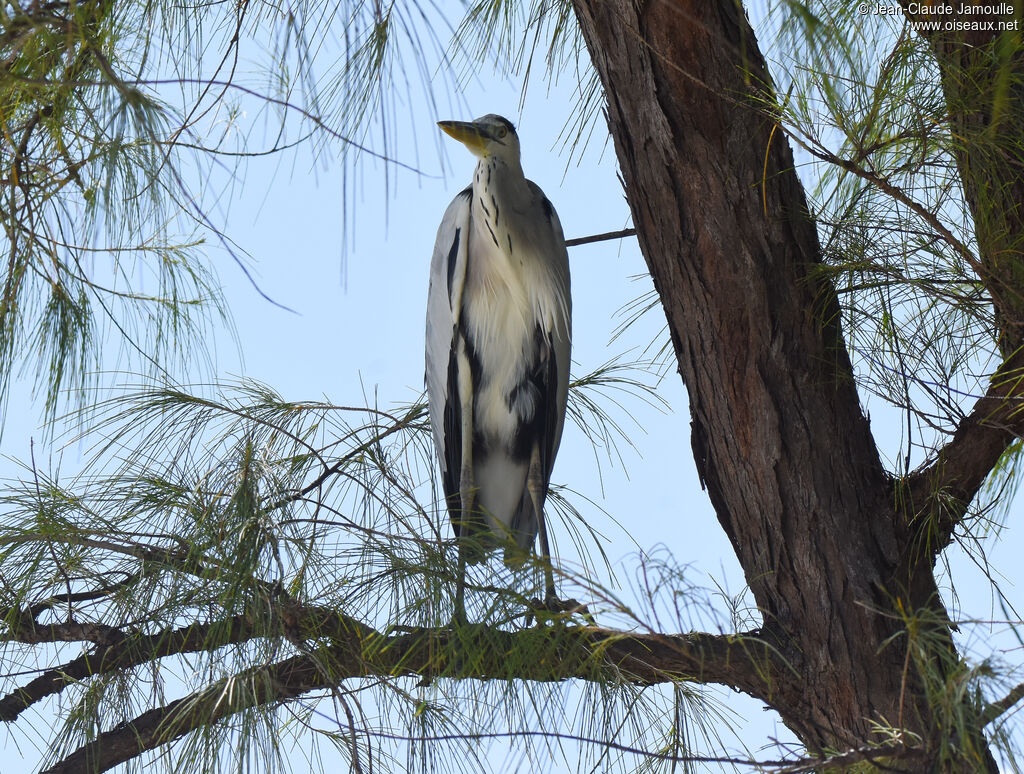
1;2;1022;771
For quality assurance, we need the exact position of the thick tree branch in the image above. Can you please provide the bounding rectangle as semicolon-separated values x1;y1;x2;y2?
39;620;771;774
0;615;250;721
4;593;775;772
982;678;1024;726
0;615;124;647
0;592;380;721
4;603;774;697
905;351;1024;550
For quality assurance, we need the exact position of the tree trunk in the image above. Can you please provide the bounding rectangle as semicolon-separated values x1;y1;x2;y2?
570;1;1000;769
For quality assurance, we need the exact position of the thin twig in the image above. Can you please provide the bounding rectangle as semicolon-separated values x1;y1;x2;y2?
566;228;637;247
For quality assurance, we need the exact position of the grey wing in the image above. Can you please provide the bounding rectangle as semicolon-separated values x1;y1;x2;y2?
425;187;472;518
537;188;572;483
507;189;571;552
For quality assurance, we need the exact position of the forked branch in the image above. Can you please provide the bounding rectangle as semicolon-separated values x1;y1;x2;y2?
905;349;1024;551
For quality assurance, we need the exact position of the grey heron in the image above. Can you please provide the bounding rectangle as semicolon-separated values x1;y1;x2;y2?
425;114;571;619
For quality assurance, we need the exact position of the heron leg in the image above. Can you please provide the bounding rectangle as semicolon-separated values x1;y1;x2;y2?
526;444;556;603
453;541;468;626
526;445;594;626
453;349;476;626
452;476;475;626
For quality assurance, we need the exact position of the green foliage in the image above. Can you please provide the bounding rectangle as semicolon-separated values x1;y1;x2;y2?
0;372;736;772
757;1;1024;571
761;4;991;458
1;0;232;421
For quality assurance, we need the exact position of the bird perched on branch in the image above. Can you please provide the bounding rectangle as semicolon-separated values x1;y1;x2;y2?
425;114;571;620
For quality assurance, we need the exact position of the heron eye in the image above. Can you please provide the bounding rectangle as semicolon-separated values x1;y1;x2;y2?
495;126;508;139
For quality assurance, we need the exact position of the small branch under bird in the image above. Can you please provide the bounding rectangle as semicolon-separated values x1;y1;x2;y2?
425;114;572;621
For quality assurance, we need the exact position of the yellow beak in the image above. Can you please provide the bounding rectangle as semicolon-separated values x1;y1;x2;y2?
438;120;489;154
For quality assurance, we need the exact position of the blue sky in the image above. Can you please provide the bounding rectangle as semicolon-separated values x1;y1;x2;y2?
1;2;1022;771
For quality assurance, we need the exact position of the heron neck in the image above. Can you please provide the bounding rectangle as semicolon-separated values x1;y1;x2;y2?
474;156;529;203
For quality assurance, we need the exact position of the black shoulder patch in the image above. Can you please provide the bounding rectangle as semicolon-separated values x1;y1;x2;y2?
446;227;460;301
508;325;558;467
539;329;560;479
442;340;463;526
541;196;555;223
445;327;487;542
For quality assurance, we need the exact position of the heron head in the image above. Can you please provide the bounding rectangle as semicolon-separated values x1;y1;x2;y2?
438;114;520;164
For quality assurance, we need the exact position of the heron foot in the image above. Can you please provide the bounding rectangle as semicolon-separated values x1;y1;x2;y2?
524;594;595;627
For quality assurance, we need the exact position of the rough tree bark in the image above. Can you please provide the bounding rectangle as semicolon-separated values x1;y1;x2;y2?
570;1;1020;770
